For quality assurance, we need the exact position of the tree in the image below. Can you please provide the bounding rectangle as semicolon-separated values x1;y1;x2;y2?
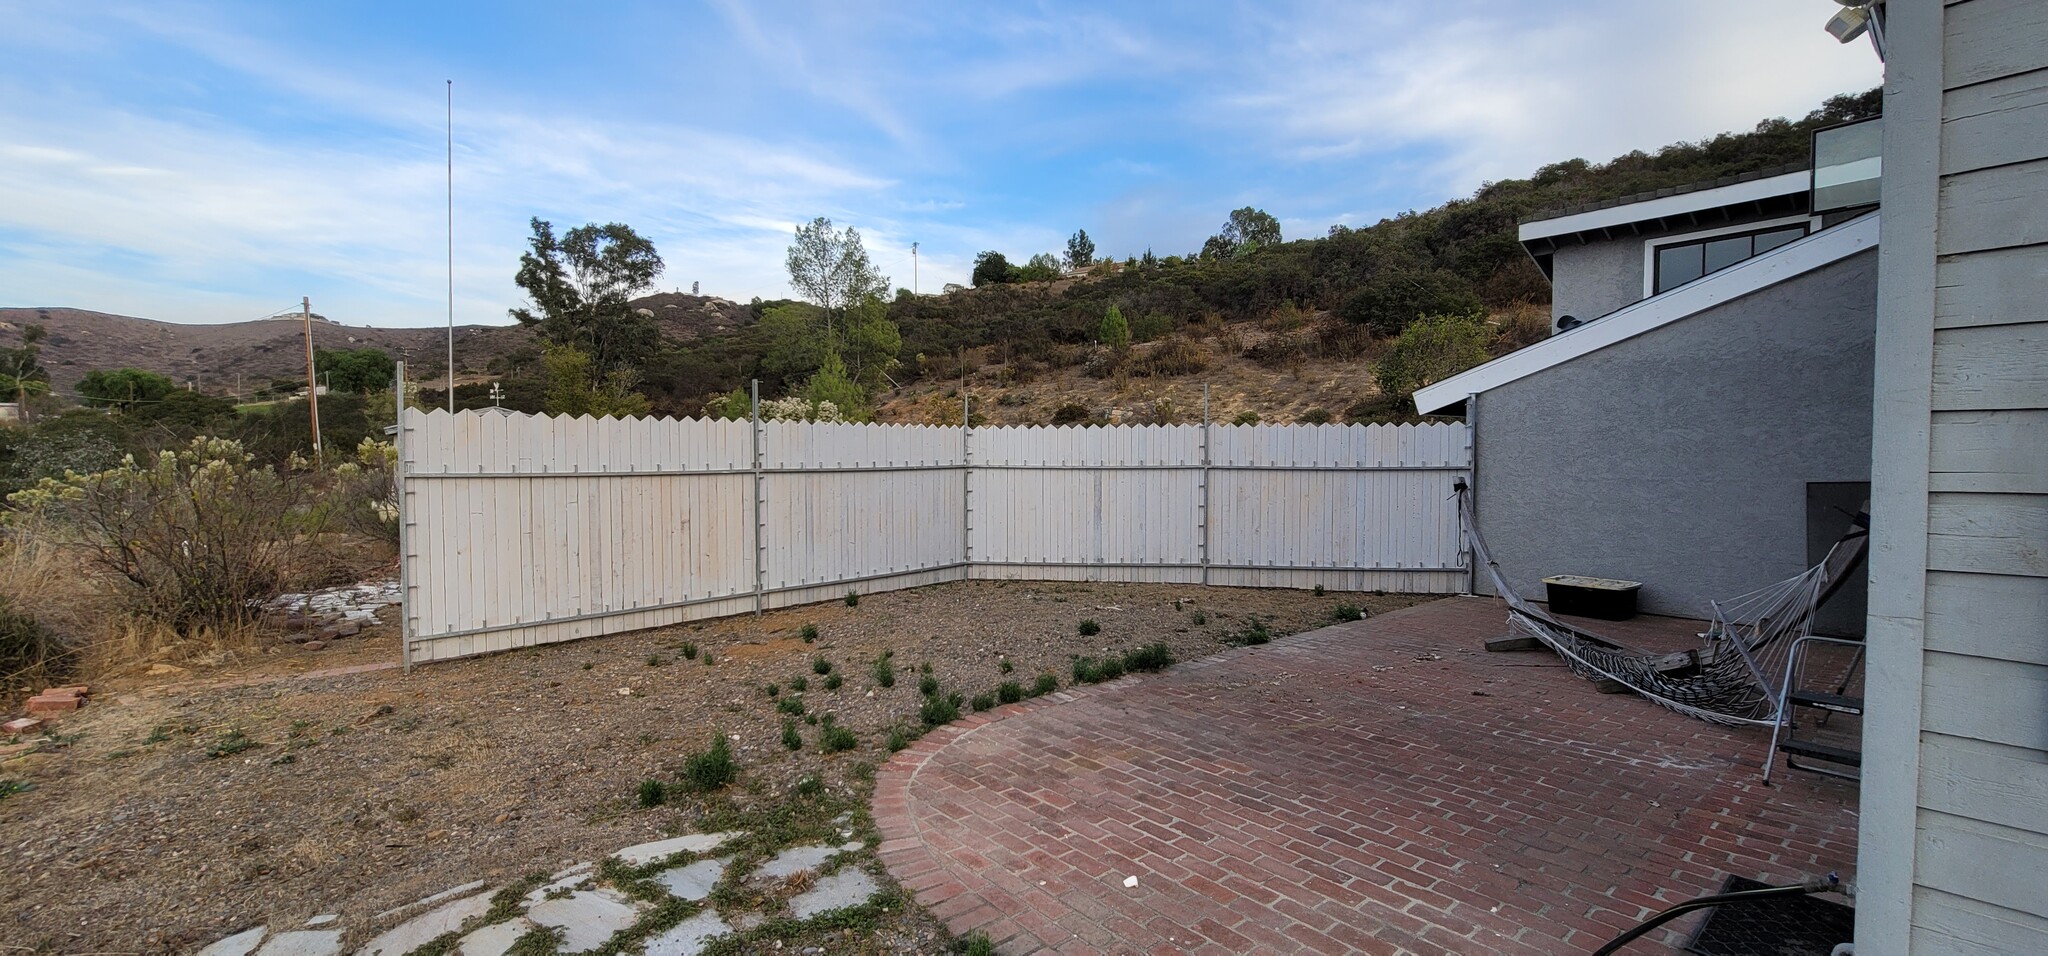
1373;313;1492;410
971;250;1015;287
1065;229;1096;270
77;368;178;410
1203;207;1283;259
785;217;887;336
541;345;650;419
1340;268;1485;335
510;218;665;374
839;296;902;390
314;348;396;394
0;325;50;420
801;351;867;419
1098;305;1131;351
1018;253;1062;282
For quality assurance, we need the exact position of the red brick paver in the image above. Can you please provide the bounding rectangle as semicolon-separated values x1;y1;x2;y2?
874;597;1858;955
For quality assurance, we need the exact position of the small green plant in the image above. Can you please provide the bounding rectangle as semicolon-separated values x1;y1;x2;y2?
680;641;698;660
819;718;858;754
1122;642;1175;673
789;676;809;692
681;735;737;792
764;683;780;697
0;779;32;801
800;623;819;642
845;590;860;607
1030;673;1058;697
970;691;997;712
637;778;668;808
1072;656;1126;685
794;774;824;797
581;662;594;671
781;721;803;751
812;656;833;675
886;727;909;752
1077;619;1101;637
206;730;257;759
701;650;716;665
803;712;819;726
997;681;1024;704
998;657;1014;674
872;652;896;688
1232;411;1261;425
823;672;843;691
919;661;933;675
959;932;997;956
917;674;940;696
1231;616;1273;646
920;692;964;727
1332;604;1364;622
646;653;665;666
776;696;806;716
1313;583;1327;596
1190;609;1208;625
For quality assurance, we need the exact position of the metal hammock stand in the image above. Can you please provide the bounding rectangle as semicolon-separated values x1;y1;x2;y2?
1456;481;1868;729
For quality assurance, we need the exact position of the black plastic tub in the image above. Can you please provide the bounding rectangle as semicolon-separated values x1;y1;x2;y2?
1542;575;1641;620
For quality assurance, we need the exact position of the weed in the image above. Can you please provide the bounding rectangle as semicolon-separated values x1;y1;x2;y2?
504;925;565;956
885;727;908;752
645;654;664;667
794;774;824;797
1072;656;1126;684
781;721;803;752
959;932;997;956
919;661;932;674
917;674;939;696
789;676;808;693
1190;609;1207;625
1122;642;1175;673
872;653;896;688
206;730;257;759
637;779;668;808
1030;673;1058;697
143;724;174;746
998;657;1014;674
844;590;860;607
1313;583;1327;596
581;662;594;671
812;656;832;675
1077;618;1101;637
1332;604;1365;622
823;673;843;691
764;683;780;698
701;650;715;666
480;872;549;926
969;691;997;712
818;720;858;754
680;736;737;792
776;696;806;717
997;681;1024;704
1229;615;1273;646
681;642;698;660
919;692;963;727
800;623;819;642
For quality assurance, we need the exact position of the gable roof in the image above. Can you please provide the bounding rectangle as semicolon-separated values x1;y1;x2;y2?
1414;211;1879;416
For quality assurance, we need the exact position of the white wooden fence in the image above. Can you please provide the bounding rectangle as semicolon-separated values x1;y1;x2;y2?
396;405;1470;664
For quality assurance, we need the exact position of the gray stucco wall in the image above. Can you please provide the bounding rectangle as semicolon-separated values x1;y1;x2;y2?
1476;246;1876;618
1547;240;1644;329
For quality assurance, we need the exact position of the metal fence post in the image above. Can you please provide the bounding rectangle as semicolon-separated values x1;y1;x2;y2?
394;361;414;672
1200;383;1211;587
1464;391;1479;596
962;393;972;570
751;380;765;615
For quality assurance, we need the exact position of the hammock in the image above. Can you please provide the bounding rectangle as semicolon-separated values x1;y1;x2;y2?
1457;481;1868;727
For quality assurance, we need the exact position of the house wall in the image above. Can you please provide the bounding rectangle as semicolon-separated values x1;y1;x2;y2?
1857;2;2048;953
1475;247;1876;617
1547;214;1815;330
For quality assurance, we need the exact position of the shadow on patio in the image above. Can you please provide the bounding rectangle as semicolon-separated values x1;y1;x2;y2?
874;596;1858;955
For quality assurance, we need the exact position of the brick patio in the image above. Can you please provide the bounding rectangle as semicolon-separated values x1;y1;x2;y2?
873;596;1859;955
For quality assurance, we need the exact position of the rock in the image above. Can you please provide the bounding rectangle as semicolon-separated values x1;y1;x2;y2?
492;813;513;825
788;869;881;919
315;627;342;642
652;857;727;901
2;717;42;734
147;663;189;677
335;622;361;637
363;883;492;950
304;914;338;927
610;832;740;866
252;929;342;955
643;910;732;956
526;889;642;952
751;845;841;881
303;641;326;651
195;926;267;956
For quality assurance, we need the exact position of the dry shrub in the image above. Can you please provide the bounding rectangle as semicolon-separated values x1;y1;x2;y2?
1316;321;1377;361
1243;335;1309;370
1490;304;1554;356
1136;337;1209;377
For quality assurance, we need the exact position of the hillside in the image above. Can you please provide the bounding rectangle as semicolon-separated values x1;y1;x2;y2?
0;294;750;397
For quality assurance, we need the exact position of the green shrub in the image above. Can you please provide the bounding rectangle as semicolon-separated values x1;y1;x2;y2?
800;623;818;642
1297;407;1334;425
998;657;1014;674
1332;604;1365;622
764;683;779;697
819;719;858;754
1072;656;1126;684
1121;642;1174;673
812;656;832;675
637;779;667;808
1030;674;1058;697
1231;616;1273;646
206;730;256;759
776;696;805;716
681;642;698;660
917;674;939;696
1373;312;1491;410
920;692;964;727
681;736;737;792
872;652;896;688
789;676;809;692
886;727;909;752
701;650;715;665
959;931;996;956
1076;619;1101;637
1231;411;1260;426
823;673;843;691
781;721;803;752
1312;583;1326;596
1190;609;1207;625
794;774;824;797
969;691;997;712
1050;403;1093;425
997;681;1024;704
844;590;860;607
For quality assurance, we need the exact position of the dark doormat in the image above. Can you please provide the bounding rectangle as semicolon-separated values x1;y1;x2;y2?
1684;875;1856;956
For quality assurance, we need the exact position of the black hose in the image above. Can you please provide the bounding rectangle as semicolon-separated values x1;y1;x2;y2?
1590;875;1843;956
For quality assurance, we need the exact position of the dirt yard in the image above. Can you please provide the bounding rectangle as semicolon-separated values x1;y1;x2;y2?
0;580;1433;954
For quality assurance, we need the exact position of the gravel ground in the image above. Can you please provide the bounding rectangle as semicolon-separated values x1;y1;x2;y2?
0;580;1433;954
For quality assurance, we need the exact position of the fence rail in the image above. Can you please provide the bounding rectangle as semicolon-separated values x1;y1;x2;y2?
396;388;1471;665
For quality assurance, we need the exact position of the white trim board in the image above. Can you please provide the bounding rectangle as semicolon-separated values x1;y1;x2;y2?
1519;170;1811;243
1416;212;1879;415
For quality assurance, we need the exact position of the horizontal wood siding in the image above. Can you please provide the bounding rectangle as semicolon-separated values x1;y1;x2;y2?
400;412;1470;661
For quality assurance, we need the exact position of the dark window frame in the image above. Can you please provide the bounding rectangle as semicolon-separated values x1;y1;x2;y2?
1650;222;1812;295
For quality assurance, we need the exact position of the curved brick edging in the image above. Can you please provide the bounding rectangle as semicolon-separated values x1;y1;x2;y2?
870;598;1858;955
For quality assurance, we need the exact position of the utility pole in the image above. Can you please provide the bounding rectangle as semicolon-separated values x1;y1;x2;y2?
911;242;919;295
446;78;456;413
303;296;322;461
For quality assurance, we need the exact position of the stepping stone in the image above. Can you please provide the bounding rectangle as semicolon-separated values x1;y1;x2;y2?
751;845;839;881
610;832;739;866
525;889;642;953
373;879;489;921
358;890;495;955
642;911;733;956
524;868;594;904
305;915;339;927
255;930;343;956
788;869;881;920
652;857;728;901
197;927;267;956
458;918;537;956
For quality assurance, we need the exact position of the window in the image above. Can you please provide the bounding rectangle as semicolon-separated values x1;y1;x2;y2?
1651;224;1809;294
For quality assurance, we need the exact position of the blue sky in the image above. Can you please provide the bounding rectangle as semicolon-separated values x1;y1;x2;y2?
0;1;1883;327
